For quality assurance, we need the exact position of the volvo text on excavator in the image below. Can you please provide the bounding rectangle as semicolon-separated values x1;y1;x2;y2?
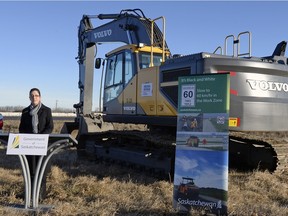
62;9;288;178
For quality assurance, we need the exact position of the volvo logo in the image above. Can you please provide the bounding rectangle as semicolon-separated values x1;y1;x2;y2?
246;79;288;92
94;29;112;39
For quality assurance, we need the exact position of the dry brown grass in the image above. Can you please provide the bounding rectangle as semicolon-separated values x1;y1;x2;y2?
228;170;288;216
1;120;288;215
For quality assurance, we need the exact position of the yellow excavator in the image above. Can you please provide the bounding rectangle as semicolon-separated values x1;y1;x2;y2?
62;9;288;177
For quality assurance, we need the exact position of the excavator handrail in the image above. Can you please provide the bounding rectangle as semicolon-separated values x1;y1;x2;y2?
237;31;251;57
150;16;166;67
224;34;235;56
223;31;252;57
213;46;223;55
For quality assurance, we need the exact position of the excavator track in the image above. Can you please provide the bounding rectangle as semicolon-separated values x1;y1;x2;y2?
77;129;176;180
229;131;288;174
70;119;288;176
76;125;288;180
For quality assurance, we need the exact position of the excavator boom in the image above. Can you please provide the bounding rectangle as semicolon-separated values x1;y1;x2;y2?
76;9;168;116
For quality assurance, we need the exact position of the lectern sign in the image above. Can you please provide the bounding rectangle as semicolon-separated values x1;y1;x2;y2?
6;133;49;155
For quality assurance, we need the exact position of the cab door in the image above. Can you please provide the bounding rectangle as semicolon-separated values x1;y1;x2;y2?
103;50;136;115
122;51;137;115
103;53;124;114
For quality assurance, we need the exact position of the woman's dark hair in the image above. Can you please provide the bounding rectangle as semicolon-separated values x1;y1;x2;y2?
29;88;41;96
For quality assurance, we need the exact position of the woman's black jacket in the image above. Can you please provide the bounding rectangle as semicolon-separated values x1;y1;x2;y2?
19;104;54;134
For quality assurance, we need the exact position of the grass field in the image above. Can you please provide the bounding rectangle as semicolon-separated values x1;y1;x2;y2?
0;120;288;216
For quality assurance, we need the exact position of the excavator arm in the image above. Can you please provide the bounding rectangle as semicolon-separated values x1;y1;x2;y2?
75;9;168;115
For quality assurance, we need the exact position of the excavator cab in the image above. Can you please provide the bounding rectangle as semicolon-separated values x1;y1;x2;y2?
99;44;171;120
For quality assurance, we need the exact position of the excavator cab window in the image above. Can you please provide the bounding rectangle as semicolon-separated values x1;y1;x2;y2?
139;52;162;69
103;50;134;103
124;51;133;85
114;56;123;84
105;56;116;87
104;54;123;103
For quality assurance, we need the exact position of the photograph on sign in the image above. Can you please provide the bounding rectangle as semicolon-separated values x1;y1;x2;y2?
177;113;203;132
6;133;49;156
176;132;229;151
202;113;229;132
173;149;228;214
177;113;228;133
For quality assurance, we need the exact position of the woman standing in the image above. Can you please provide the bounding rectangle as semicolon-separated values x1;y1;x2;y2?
19;87;54;201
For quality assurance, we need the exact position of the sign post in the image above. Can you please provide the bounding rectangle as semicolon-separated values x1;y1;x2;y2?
173;74;229;215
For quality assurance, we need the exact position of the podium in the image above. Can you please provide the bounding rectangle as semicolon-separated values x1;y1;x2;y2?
0;133;77;210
